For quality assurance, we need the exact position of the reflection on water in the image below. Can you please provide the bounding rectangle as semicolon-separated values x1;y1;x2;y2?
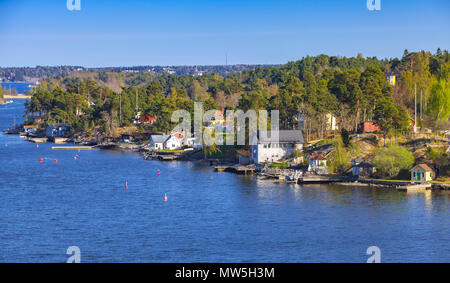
0;101;449;263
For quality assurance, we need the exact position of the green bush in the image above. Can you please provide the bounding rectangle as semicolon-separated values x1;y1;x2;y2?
270;162;288;169
373;145;415;178
329;137;350;174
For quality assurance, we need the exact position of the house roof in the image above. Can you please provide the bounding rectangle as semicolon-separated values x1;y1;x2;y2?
352;158;374;167
24;125;38;129
164;135;182;142
47;123;71;129
410;164;434;172
309;154;326;161
256;130;304;144
356;162;374;168
151;135;169;143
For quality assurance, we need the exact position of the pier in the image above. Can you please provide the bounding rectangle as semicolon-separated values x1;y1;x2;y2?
298;175;348;184
397;183;432;192
214;165;256;175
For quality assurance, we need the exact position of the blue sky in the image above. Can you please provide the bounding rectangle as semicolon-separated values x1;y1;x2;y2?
0;0;449;67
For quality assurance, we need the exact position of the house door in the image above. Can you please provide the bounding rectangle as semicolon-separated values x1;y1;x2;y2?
417;173;421;181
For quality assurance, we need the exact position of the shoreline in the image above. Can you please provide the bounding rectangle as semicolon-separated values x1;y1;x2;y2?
4;129;450;191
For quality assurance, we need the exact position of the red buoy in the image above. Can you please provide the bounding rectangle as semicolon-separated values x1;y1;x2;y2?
54;159;58;163
157;170;161;174
163;194;168;202
39;158;44;162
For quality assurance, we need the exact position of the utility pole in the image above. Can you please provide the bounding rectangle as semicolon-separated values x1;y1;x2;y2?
136;89;139;116
420;89;423;120
414;84;417;134
119;93;122;123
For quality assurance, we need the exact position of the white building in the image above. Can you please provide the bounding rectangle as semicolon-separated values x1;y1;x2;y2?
149;134;188;150
251;130;304;164
164;135;183;150
306;154;329;174
326;113;338;131
150;135;169;150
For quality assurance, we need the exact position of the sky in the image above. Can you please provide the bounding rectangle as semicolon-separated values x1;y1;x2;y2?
0;0;449;67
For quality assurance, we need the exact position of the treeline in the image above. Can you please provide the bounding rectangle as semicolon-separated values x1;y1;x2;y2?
0;66;83;82
0;64;274;82
91;64;276;77
0;85;4;102
25;49;450;141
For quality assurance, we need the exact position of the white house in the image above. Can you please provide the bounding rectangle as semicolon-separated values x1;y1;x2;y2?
150;135;169;150
150;134;185;150
251;130;304;164
307;154;328;172
164;135;183;150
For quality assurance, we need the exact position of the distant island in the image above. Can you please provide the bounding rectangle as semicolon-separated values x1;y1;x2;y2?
0;64;277;83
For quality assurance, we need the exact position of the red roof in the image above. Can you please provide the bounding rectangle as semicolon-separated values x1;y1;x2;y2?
310;154;326;161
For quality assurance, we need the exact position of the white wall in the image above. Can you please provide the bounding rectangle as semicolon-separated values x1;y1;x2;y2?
253;143;302;163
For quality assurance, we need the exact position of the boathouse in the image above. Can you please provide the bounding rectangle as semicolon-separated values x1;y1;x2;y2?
251;130;304;164
351;158;376;178
410;164;434;182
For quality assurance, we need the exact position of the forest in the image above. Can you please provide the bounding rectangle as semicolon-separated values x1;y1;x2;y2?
25;49;450;142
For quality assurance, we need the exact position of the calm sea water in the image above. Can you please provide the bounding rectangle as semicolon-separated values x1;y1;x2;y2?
0;101;449;263
1;82;34;94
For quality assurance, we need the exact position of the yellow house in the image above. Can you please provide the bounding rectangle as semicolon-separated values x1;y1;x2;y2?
410;164;434;181
387;75;396;86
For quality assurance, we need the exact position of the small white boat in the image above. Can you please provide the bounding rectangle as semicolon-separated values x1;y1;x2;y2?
5;100;13;104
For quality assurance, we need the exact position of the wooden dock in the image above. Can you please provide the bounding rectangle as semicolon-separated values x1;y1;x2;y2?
214;165;256;175
27;137;48;143
298;175;347;184
397;183;432;192
157;155;177;161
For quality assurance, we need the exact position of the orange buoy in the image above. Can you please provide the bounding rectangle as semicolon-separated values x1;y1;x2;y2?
39;158;44;162
78;149;80;153
163;194;168;202
125;181;128;189
54;159;58;163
